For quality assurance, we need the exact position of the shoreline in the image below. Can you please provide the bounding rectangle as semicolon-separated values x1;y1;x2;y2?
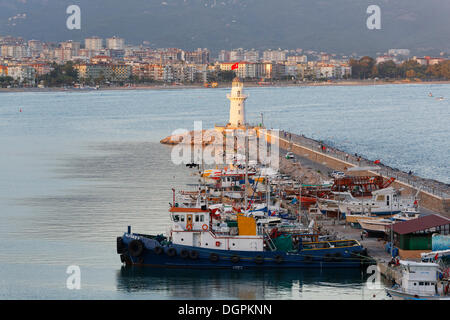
1;79;450;93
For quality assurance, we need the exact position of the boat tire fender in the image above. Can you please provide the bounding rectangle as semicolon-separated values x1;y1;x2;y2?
117;237;124;254
231;255;240;263
180;249;189;259
167;247;177;257
154;246;163;255
254;255;264;264
274;255;284;264
128;240;144;257
189;250;199;260
209;253;219;262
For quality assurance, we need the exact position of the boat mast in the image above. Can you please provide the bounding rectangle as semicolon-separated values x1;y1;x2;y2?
244;134;249;211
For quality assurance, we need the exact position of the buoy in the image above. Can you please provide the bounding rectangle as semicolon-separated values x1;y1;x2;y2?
19;108;22;112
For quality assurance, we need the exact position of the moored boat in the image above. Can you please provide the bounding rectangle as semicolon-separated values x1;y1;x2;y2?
117;203;372;269
385;261;450;300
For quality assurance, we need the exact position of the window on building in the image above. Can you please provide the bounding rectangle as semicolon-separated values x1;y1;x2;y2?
195;215;199;222
200;215;204;222
180;215;185;222
173;215;180;222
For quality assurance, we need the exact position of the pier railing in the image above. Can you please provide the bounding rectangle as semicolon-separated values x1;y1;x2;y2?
279;130;450;199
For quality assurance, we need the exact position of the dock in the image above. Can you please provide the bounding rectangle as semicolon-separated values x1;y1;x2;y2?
267;130;450;217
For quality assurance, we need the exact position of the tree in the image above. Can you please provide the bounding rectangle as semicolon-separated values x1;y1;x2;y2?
377;60;398;78
217;70;236;82
38;62;78;87
0;76;14;88
350;56;376;79
405;69;416;79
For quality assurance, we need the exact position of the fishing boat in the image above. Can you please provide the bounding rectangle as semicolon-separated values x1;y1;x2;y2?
116;203;372;269
354;210;421;235
338;187;417;217
386;261;450;300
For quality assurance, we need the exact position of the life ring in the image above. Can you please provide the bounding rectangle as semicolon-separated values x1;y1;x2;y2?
128;240;144;257
186;225;193;231
154;246;163;255
166;247;177;257
180;249;189;259
202;224;209;231
189;250;199;260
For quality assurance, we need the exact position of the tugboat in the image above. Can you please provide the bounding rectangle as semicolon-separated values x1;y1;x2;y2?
117;203;372;269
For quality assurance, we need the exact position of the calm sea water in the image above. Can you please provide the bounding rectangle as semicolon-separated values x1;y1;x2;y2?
0;84;449;300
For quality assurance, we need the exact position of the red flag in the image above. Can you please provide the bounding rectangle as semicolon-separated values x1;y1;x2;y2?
435;253;439;260
374;160;381;164
231;63;239;70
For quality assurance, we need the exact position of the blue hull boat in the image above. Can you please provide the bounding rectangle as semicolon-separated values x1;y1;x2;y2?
117;231;372;269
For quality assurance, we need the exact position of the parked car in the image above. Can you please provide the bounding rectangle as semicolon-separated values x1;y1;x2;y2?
285;152;295;159
330;171;345;179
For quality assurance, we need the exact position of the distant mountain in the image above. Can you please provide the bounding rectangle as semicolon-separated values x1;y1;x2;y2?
1;0;449;55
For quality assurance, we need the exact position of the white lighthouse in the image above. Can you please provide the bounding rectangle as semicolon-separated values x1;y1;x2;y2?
227;77;247;127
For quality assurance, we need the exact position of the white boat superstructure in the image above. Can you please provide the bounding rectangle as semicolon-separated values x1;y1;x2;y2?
386;261;450;300
338;187;417;216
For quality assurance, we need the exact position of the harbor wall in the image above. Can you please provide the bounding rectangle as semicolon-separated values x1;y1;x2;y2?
263;130;450;217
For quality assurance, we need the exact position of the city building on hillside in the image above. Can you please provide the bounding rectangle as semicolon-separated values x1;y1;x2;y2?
91;55;113;64
412;56;446;66
30;63;52;76
28;40;44;57
376;55;398;64
218;50;230;62
388;49;410;56
106;36;125;50
219;61;259;79
85;37;103;51
184;48;210;64
287;55;307;64
0;44;29;59
7;65;36;85
75;63;131;82
0;65;8;76
230;48;245;62
263;49;288;63
243;50;259;63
